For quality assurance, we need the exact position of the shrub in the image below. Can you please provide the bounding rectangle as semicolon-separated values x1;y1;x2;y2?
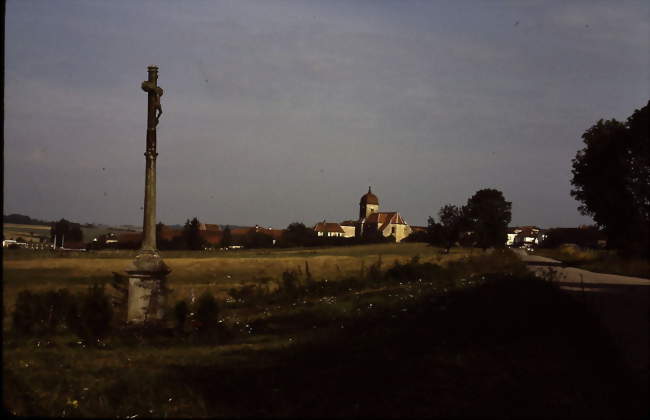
68;284;113;342
11;289;77;336
194;292;220;335
12;291;39;335
281;269;301;297
229;284;260;303
173;300;189;332
384;260;448;284
366;255;383;282
43;289;75;333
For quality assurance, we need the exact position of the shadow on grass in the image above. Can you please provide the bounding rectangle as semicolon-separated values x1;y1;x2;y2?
163;274;644;418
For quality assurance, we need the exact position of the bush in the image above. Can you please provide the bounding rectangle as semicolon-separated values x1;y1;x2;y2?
43;289;75;333
12;289;76;336
194;292;220;335
173;300;189;332
12;291;41;335
366;255;383;282
281;269;301;297
68;284;113;343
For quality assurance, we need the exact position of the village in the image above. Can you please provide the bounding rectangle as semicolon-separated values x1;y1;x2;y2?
5;186;597;252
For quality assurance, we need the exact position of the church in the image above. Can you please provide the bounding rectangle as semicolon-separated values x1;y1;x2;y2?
313;187;413;243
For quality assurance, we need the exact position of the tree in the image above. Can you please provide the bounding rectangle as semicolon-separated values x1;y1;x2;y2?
280;222;316;247
221;226;232;248
465;189;512;250
50;219;83;247
425;216;444;246
570;101;649;256
244;230;274;248
437;204;466;252
156;222;165;249
182;218;205;250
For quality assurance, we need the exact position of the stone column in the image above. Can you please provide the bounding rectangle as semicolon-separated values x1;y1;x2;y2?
125;66;171;323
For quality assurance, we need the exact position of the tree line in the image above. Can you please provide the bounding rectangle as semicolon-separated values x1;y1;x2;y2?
404;188;512;252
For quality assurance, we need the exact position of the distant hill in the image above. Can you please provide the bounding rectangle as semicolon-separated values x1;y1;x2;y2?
3;214;51;226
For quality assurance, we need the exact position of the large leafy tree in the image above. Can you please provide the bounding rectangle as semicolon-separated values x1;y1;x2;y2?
437;204;466;252
570;101;649;256
280;222;316;247
465;189;512;249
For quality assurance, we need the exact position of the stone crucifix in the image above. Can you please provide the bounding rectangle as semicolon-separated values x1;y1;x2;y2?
140;66;164;251
123;65;171;323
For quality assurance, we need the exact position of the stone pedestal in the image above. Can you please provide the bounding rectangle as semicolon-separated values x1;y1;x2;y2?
125;251;171;323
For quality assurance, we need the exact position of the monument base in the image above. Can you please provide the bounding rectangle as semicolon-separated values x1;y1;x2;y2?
125;251;171;323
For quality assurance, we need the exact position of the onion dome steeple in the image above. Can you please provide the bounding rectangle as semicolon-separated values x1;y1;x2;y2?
359;186;379;205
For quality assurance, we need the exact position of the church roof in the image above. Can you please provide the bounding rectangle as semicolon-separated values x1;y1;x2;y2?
359;186;379;205
365;212;408;231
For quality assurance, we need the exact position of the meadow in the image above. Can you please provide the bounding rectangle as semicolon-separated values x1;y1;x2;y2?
3;244;645;417
3;243;478;322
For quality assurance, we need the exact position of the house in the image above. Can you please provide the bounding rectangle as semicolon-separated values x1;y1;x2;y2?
226;225;284;247
507;226;545;248
313;221;345;237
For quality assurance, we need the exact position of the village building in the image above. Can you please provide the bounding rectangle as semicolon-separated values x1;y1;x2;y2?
506;226;546;248
313;221;345;238
313;187;413;243
356;187;413;242
339;220;357;238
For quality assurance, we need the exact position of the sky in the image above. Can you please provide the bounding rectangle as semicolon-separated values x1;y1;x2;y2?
4;0;649;229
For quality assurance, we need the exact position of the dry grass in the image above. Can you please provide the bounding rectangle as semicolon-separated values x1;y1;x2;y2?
3;243;479;326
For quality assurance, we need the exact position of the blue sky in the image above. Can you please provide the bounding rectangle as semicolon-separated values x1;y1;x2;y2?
4;0;649;228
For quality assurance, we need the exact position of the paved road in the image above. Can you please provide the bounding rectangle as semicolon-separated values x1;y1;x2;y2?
514;249;649;393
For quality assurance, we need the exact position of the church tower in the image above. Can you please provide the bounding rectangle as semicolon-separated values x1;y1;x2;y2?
359;186;379;220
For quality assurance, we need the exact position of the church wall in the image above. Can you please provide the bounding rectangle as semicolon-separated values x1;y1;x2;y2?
380;223;412;243
341;225;356;238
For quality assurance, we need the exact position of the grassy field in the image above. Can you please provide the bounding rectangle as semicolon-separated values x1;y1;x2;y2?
3;245;645;417
3;223;51;242
533;246;650;279
3;243;479;319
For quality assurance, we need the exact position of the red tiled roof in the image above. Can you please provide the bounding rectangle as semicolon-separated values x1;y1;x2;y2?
364;212;407;232
230;227;254;236
159;227;183;241
117;232;143;244
200;230;223;245
313;222;345;233
265;229;284;240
